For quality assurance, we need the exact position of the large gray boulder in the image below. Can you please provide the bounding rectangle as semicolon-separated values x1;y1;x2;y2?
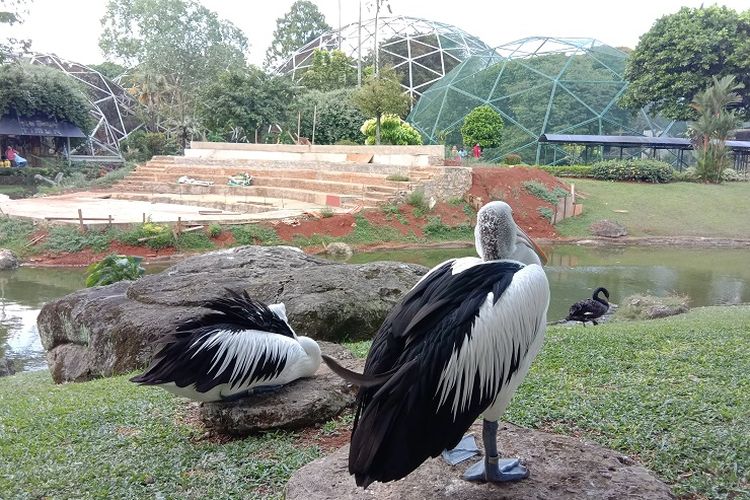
286;421;674;500
0;355;15;377
37;246;426;384
199;342;362;435
0;249;19;270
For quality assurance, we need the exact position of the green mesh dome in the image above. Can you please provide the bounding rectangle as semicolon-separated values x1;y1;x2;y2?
408;37;683;164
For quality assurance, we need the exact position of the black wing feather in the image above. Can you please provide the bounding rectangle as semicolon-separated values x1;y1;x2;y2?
350;260;526;487
131;289;292;392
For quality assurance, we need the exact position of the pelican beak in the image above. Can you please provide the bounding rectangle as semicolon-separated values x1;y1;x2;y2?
516;227;548;265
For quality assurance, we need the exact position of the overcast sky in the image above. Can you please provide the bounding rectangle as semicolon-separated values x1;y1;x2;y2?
6;0;749;67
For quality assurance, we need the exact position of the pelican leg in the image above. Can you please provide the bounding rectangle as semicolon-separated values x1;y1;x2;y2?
463;420;529;483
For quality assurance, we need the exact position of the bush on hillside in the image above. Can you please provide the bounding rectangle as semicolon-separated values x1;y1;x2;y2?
503;153;522;165
539;165;594;178
121;131;180;162
590;159;673;183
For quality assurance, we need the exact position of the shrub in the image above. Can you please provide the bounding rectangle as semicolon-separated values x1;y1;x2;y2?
423;216;473;240
590;159;673;183
120;130;180;162
230;224;279;245
538;207;554;221
673;167;698;182
721;168;743;182
522;181;568;204
503;153;522;165
85;255;144;287
360;114;423;145
207;224;222;238
539;165;594;178
118;223;174;250
461;105;504;150
44;226;115;253
406;190;429;217
320;207;334;218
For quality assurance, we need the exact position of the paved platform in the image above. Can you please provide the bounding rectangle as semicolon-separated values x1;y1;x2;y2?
0;191;347;225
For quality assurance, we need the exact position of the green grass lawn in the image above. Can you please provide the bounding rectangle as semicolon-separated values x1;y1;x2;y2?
556;180;750;238
1;306;747;499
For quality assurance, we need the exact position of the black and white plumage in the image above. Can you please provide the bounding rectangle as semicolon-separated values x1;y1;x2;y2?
331;201;549;488
130;290;321;402
566;287;610;325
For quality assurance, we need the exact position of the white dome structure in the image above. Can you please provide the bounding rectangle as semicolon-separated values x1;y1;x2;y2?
278;15;493;101
26;53;144;158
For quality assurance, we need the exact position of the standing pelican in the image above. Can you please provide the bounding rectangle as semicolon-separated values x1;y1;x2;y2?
325;201;549;487
566;287;610;325
131;290;321;402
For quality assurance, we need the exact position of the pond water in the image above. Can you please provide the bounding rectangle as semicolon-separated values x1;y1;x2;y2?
1;245;748;374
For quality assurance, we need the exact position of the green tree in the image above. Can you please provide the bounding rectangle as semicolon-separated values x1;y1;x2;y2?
199;67;298;143
264;0;331;71
360;114;422;145
99;0;248;142
293;88;366;144
351;67;410;144
300;49;357;91
0;63;92;132
88;61;128;80
461;105;504;151
0;0;29;62
622;6;750;120
689;76;743;183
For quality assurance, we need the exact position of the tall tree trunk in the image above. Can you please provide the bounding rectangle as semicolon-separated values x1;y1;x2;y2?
376;112;381;145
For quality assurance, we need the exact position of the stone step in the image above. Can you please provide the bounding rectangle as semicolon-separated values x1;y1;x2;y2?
110;181;387;207
133;164;432;186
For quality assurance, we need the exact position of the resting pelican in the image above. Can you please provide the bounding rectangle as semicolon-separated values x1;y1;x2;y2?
566;287;610;325
131;290;321;402
324;201;549;487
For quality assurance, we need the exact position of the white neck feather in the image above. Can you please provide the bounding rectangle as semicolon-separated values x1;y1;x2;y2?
297;336;322;376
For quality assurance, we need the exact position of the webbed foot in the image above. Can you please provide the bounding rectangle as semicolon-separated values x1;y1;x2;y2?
441;434;479;465
463;456;529;482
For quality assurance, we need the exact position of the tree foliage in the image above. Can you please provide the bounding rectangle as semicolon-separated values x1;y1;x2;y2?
300;49;357;91
88;61;128;81
0;0;29;62
351;67;410;144
99;0;248;142
100;0;247;78
622;6;750;120
461;105;504;150
199;67;298;143
292;88;365;144
688;76;743;183
0;63;92;132
360;114;422;145
264;0;330;71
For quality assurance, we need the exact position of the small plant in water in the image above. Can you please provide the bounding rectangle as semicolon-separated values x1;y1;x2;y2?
86;254;145;287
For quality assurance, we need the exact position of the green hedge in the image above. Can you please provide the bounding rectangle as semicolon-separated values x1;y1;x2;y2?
539;165;593;178
590;159;673;183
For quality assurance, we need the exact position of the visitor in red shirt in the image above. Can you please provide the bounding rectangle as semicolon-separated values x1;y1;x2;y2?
472;143;482;159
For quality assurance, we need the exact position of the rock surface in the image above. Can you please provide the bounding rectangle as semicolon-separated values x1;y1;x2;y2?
37;246;426;383
200;342;362;435
285;421;674;500
0;356;14;377
590;220;628;238
0;248;19;270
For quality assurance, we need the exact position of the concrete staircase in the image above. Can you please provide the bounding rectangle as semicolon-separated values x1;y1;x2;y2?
110;156;439;213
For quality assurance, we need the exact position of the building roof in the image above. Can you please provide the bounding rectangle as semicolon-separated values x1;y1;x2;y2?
0;112;86;138
539;134;750;151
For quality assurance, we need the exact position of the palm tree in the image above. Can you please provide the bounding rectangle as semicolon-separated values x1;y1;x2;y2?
689;75;743;182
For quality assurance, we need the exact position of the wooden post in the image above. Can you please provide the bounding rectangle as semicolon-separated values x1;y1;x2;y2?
108;215;113;228
77;209;85;233
176;217;182;235
142;213;146;224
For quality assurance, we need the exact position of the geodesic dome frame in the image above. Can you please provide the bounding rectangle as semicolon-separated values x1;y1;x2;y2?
26;53;144;158
278;15;493;101
408;37;683;164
